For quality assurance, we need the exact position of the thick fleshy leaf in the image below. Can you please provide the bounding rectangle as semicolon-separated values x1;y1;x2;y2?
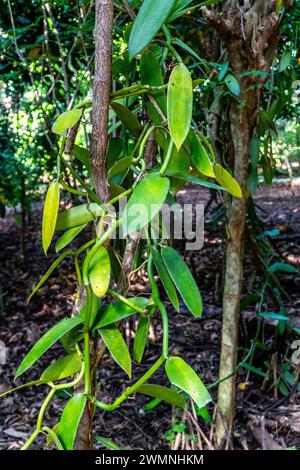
56;203;103;231
80;293;101;329
137;384;185;408
110;102;142;137
72;145;91;171
249;137;260;169
99;325;132;378
122;173;170;236
167;64;193;150
52;109;82;135
190;133;215;178
15;317;83;378
224;74;240;96
108;156;133;180
93;297;152;330
141;49;167;124
89;247;111;298
55;224;86;252
267;262;298;274
213;163;242;198
133;316;150;363
40;353;82;382
58;394;87;450
161;246;202;317
95;435;121;450
42;180;60;254
128;0;177;61
152;246;179;311
166;171;224;191
165;357;211;409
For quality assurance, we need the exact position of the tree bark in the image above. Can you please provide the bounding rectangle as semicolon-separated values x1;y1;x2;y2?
74;0;114;450
202;1;281;447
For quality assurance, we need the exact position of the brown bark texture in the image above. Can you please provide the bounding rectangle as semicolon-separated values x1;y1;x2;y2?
74;0;114;450
202;0;280;446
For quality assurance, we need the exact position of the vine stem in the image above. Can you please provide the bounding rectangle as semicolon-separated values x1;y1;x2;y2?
159;139;174;177
89;356;165;411
36;387;56;431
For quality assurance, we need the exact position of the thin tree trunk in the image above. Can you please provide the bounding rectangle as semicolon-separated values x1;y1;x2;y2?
74;0;114;450
216;105;249;446
202;1;281;447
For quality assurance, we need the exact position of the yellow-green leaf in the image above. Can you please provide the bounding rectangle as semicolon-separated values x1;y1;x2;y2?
55;224;86;252
190;133;215;178
167;64;193;150
128;0;177;61
89;247;111;298
161;246;202;317
42;180;60;254
213;163;242;198
40;353;82;382
58;394;87;450
165;357;211;409
52;109;82;135
122;173;170;236
98;325;132;378
56;203;103;231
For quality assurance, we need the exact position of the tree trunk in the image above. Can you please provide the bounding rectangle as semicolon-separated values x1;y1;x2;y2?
202;1;281;447
75;0;114;450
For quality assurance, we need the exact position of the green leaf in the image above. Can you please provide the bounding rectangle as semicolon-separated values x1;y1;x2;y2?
190;133;215;178
15;317;83;378
40;353;82;382
93;297;152;329
42;180;60;254
108;156;133;180
133;316;150;363
240;362;269;378
95;435;121;450
89;247;111;298
267;262;298;274
99;325;132;378
110;102;142;137
58;394;87;450
52;109;82;135
161;246;202;317
141;49;167;124
167;64;193;150
279;50;292;73
80;293;101;329
165;357;211;409
213;163;242;198
168;0;224;22
249;137;260;168
259;312;289;321
152;246;179;311
122;173;170;236
128;0;177;61
55;224;86;252
27;251;73;302
137;384;185;408
166;171;225;191
247;165;259;195
218;61;229;81
224;74;240;96
72;145;91;172
56;203;103;231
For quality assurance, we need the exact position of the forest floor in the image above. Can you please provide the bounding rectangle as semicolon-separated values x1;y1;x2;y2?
0;181;300;451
